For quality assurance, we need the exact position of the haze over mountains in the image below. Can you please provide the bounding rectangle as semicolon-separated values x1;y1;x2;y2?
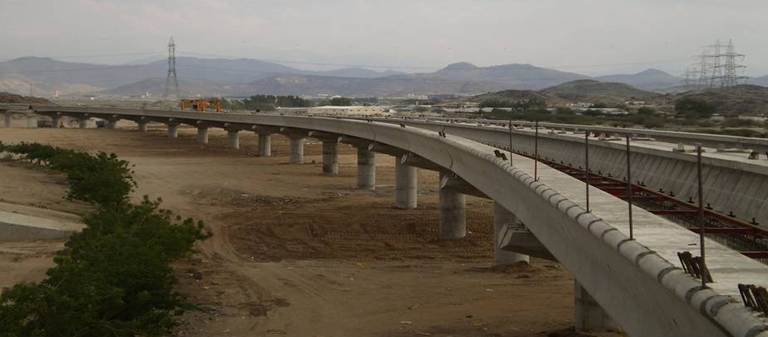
3;55;765;98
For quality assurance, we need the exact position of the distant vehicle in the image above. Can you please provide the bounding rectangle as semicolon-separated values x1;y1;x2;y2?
95;120;108;128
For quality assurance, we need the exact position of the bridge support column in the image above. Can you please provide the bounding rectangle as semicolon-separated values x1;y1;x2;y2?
167;123;178;138
258;134;271;157
197;127;209;144
3;113;11;128
26;115;37;128
395;157;417;209
439;172;466;239
322;141;339;174
78;118;88;129
357;148;375;190
493;202;530;265
289;137;305;164
51;116;61;128
106;119;117;129
574;281;614;332
137;121;147;132
227;130;240;149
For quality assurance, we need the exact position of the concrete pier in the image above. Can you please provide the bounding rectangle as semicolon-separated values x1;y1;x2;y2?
574;281;613;331
78;118;88;129
3;113;10;128
322;141;339;174
197;127;209;144
289;137;305;164
227;130;240;149
493;202;530;265
26;115;37;128
137;121;147;132
357;148;375;190
106;119;117;129
167;123;178;138
52;116;61;128
395;157;417;208
258;134;272;157
439;172;466;239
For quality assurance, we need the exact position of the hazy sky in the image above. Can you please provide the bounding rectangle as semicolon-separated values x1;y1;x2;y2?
2;0;767;76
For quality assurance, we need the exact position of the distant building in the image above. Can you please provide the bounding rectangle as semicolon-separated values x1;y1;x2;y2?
566;102;594;109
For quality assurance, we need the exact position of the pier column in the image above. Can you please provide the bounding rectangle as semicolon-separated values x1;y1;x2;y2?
258;134;272;157
357;148;375;190
439;172;466;239
3;113;11;128
395;156;417;208
289;137;305;164
137;121;147;132
26;115;37;128
322;141;339;174
493;202;530;265
167;123;178;138
574;281;613;331
78;118;88;129
197;127;209;144
227;130;240;149
51;116;61;128
106;119;117;129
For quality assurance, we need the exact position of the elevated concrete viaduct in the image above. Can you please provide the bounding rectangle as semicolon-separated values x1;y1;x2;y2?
4;105;768;337
367;117;768;232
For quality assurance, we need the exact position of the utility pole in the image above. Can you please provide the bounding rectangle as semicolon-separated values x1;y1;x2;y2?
164;36;180;100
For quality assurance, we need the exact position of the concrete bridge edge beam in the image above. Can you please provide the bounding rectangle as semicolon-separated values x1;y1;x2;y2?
394;156;417;208
258;133;272;157
439;172;467;239
289;137;305;164
356;147;375;190
322;141;339;175
492;202;530;265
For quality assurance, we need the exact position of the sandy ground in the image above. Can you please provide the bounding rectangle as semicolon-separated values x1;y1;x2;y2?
0;124;618;337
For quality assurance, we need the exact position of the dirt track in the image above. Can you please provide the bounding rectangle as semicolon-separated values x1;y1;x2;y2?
0;124;616;337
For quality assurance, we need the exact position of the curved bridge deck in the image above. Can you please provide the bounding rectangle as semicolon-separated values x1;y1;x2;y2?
2;105;768;337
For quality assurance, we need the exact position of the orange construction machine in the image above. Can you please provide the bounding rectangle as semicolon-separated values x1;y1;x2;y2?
180;98;222;112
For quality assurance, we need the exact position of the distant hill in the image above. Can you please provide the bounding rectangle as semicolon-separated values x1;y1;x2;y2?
5;56;746;99
542;79;660;101
747;75;768;87
0;92;52;104
99;78;249;97
241;74;507;98
673;85;768;115
318;67;404;78
426;62;589;90
469;89;563;104
229;62;590;97
596;69;682;91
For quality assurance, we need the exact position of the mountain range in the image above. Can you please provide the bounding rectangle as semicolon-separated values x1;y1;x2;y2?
4;56;763;99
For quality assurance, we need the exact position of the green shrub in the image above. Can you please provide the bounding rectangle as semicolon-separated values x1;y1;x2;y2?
0;143;209;336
